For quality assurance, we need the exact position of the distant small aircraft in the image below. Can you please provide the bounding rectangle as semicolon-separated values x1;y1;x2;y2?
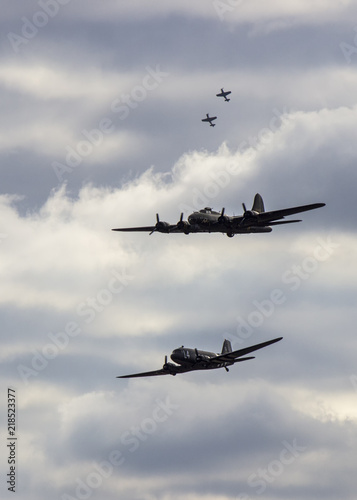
112;193;325;238
117;337;282;378
202;113;217;127
216;88;231;101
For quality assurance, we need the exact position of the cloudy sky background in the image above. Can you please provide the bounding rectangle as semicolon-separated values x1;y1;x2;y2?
1;1;357;499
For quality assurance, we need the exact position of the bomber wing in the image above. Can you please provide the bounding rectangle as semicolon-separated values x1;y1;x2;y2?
232;202;325;228
255;203;325;224
112;212;191;234
112;224;193;234
112;226;156;232
209;337;283;365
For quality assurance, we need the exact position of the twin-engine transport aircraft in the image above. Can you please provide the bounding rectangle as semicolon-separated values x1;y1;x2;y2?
216;88;231;101
117;337;283;378
201;113;217;126
112;193;325;238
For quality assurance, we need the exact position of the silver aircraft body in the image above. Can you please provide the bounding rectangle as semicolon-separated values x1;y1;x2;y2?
112;193;325;238
216;88;231;101
117;337;283;378
201;113;217;126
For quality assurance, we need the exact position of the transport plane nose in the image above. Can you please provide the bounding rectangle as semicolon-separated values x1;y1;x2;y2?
171;349;182;363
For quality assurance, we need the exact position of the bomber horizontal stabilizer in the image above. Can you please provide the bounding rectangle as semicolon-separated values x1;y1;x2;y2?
268;219;301;226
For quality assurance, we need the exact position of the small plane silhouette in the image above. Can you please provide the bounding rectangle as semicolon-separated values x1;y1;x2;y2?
117;337;283;378
201;113;217;127
216;88;231;101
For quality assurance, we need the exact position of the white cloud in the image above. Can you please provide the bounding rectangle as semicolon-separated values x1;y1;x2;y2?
0;63;133;102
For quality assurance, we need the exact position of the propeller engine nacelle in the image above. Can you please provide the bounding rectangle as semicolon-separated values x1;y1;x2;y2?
218;207;231;226
150;214;170;234
175;213;190;234
240;203;259;225
163;355;177;374
242;203;259;218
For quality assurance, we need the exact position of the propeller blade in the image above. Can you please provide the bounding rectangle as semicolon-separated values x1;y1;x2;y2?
218;207;231;227
176;213;185;228
165;355;168;364
150;213;160;235
242;203;247;213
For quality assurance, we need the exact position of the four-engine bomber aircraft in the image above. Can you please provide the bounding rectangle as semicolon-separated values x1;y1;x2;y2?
117;337;282;378
112;193;325;238
216;88;231;101
201;113;217;126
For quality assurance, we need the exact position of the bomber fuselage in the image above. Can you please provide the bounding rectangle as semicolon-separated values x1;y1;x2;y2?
187;208;272;235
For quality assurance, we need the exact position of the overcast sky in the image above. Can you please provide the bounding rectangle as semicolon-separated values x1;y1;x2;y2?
1;2;357;499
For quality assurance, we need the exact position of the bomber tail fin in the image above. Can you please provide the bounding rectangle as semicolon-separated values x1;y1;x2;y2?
221;339;232;355
252;193;265;213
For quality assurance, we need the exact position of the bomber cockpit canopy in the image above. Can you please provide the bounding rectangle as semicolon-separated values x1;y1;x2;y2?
199;207;219;215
